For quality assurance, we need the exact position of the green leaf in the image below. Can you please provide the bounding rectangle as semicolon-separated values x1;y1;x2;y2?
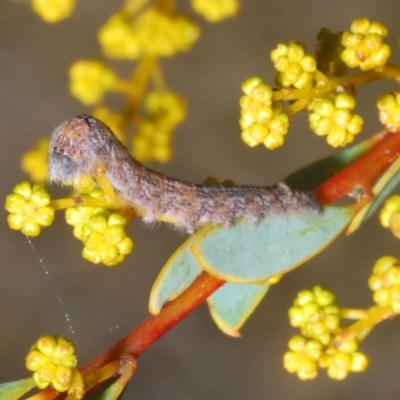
150;206;354;318
191;206;354;282
149;231;207;314
85;377;119;400
90;378;123;400
0;377;35;400
207;280;270;337
285;132;384;190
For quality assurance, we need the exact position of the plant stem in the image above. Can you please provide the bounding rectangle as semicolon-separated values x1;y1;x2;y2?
314;131;400;204
79;272;225;378
42;124;400;397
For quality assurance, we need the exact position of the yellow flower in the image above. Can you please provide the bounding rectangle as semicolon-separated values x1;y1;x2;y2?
132;121;172;163
145;90;186;128
325;339;368;380
379;195;400;237
136;9;200;57
377;93;400;132
99;9;200;60
69;60;117;105
288;286;339;345
309;93;363;147
283;335;323;380
341;18;390;71
26;335;81;393
98;13;140;59
20;137;49;183
369;255;400;313
5;182;55;237
65;189;107;240
191;0;239;22
81;213;134;266
31;0;77;23
131;90;186;163
239;77;289;149
271;41;317;89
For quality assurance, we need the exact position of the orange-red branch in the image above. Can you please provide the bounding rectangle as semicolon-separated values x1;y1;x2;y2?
73;130;400;387
314;131;400;205
80;272;225;378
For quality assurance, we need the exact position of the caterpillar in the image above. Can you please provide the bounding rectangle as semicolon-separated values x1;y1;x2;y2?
49;115;321;233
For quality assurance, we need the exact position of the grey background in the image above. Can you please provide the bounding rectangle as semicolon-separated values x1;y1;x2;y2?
1;1;400;399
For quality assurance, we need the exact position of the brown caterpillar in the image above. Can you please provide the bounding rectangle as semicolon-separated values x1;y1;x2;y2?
49;115;321;233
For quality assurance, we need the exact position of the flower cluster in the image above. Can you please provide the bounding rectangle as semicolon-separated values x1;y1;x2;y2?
190;0;239;22
80;213;133;266
20;137;49;183
321;338;368;380
288;286;340;345
132;90;186;163
341;18;391;71
369;256;400;313
271;41;317;89
377;93;400;132
5;182;55;237
26;335;82;393
239;77;289;149
308;93;363;147
65;188;134;267
31;0;77;23
99;9;200;60
69;60;117;105
379;195;400;238
284;286;368;380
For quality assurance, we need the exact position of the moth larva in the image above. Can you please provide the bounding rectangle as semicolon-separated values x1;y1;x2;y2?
49;115;321;233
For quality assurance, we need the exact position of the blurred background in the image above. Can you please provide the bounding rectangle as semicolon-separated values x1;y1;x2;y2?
1;1;400;399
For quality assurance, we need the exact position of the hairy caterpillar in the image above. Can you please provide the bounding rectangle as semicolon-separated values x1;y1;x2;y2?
49;115;321;233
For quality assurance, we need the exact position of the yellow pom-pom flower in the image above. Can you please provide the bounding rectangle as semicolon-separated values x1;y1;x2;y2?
368;255;400;313
308;93;363;147
5;182;55;237
136;9;200;57
145;90;186;128
26;335;81;393
190;0;239;22
98;13;140;59
132;121;172;163
69;60;117;105
283;335;323;380
324;339;368;380
239;77;289;150
65;189;107;240
31;0;77;23
379;195;400;237
99;9;200;60
20;137;49;183
271;41;317;89
132;90;186;163
288;286;339;345
70;175;98;194
341;18;391;71
81;213;134;266
377;93;400;132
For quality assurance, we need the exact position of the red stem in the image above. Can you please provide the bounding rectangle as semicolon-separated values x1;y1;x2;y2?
71;130;400;390
80;272;225;377
314;131;400;204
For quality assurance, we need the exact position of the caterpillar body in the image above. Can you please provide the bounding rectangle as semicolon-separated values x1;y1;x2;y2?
49;115;321;233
